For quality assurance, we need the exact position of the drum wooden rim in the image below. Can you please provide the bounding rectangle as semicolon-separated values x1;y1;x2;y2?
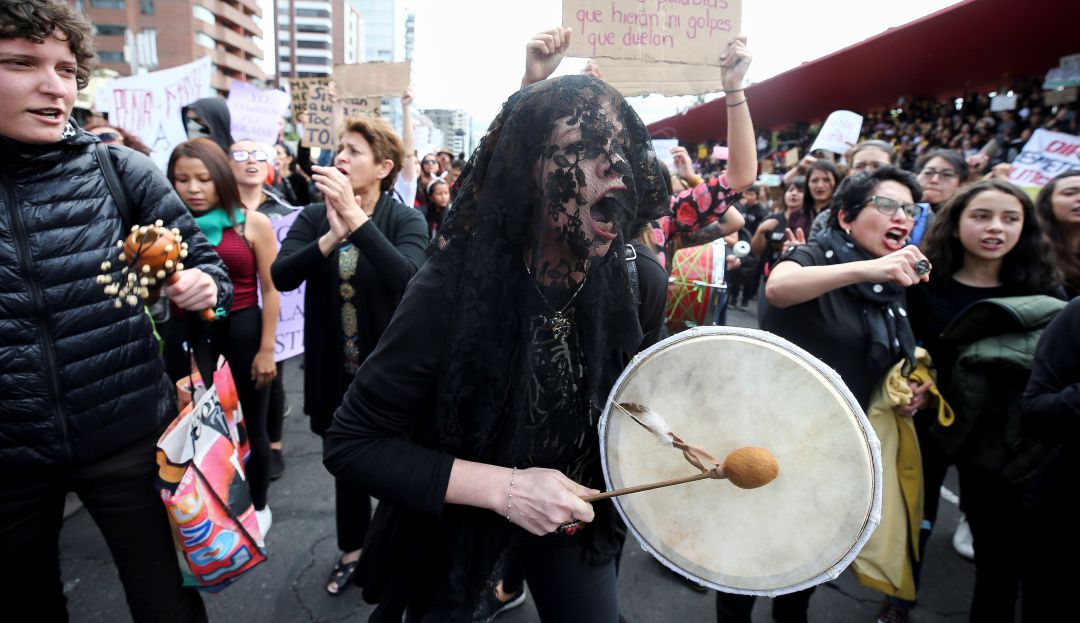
599;326;883;596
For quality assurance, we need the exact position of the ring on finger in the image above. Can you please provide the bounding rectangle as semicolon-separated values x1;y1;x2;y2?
555;519;583;536
914;259;931;276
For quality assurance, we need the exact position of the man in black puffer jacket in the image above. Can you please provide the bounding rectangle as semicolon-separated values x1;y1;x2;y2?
0;2;231;621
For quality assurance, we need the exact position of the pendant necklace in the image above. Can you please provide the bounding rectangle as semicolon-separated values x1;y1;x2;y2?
523;256;588;343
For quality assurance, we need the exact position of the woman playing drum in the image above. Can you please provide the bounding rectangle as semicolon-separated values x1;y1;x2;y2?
323;35;753;623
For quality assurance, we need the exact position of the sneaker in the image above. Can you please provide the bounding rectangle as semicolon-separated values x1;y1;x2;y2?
876;602;909;623
269;448;285;481
255;506;273;538
952;515;974;560
471;584;526;623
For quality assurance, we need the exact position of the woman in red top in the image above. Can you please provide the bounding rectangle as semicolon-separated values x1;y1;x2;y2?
167;138;281;535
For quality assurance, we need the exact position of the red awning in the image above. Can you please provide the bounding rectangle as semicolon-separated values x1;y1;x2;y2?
646;0;1080;143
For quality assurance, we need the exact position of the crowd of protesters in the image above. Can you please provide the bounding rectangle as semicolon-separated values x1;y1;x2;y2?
2;2;1079;623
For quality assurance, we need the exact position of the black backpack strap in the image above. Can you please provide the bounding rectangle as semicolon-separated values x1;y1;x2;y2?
625;242;641;308
94;142;131;233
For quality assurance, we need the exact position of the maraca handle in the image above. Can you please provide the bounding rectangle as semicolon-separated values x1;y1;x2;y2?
165;272;218;322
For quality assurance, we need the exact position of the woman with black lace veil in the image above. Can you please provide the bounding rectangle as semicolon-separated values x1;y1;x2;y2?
323;38;751;622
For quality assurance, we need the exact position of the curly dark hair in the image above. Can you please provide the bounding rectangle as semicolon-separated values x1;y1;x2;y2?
0;0;96;90
922;179;1060;293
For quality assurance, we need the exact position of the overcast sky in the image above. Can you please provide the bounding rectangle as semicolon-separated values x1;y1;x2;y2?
261;0;962;128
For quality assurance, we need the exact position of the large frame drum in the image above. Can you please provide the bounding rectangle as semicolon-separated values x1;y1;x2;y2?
600;326;883;596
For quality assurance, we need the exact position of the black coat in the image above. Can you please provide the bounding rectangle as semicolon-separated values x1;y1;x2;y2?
270;194;428;434
0;126;232;471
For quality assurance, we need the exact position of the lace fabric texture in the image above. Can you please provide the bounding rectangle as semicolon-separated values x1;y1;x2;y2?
416;75;669;619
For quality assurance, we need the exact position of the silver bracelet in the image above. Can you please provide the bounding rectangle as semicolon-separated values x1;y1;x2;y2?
506;467;517;521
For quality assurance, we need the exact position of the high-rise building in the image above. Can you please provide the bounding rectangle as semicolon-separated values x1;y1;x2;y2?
353;0;406;62
275;0;364;82
424;109;473;158
72;0;266;92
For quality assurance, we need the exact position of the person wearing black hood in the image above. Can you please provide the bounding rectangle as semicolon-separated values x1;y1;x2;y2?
182;96;235;152
0;1;232;621
321;32;753;623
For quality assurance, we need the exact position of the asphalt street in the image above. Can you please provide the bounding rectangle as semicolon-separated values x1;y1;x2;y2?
59;301;975;622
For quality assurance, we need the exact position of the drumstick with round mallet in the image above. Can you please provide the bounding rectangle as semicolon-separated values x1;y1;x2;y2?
581;446;779;502
582;402;779;502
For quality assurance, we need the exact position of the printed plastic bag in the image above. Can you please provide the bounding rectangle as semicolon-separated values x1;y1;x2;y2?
155;362;265;590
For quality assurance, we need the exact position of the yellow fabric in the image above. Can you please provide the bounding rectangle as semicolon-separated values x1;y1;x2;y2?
852;347;949;601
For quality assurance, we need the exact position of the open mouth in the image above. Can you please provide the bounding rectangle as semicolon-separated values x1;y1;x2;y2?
980;237;1004;250
884;227;908;249
588;193;624;241
336;166;349;176
29;107;64;123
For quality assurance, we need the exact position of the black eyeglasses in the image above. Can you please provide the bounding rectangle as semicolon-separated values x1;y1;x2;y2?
865;195;919;218
231;149;269;163
421;159;437;165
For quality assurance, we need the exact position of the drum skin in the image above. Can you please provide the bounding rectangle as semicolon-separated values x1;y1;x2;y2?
600;326;883;596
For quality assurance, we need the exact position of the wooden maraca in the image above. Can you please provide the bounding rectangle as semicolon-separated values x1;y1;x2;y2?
98;220;216;321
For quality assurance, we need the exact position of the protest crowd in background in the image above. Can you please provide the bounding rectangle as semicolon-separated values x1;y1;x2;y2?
2;1;1080;622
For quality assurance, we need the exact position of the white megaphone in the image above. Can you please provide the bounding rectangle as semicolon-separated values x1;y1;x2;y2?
732;240;751;258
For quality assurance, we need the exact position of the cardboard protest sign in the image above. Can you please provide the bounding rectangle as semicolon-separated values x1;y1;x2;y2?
1008;129;1080;189
809;110;863;155
301;83;382;150
651;138;679;170
1044;87;1078;106
332;61;410;98
595;59;724;96
563;0;741;66
301;82;337;149
287;77;329;120
339;95;380;120
783;147;800;168
95;56;213;170
227;81;290;146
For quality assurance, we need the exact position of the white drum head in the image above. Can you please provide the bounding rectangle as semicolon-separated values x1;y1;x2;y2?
600;326;882;596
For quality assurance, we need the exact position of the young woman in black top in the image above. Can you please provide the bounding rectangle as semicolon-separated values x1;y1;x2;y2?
908;179;1061;622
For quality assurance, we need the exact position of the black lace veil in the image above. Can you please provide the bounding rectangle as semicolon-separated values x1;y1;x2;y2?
417;75;668;619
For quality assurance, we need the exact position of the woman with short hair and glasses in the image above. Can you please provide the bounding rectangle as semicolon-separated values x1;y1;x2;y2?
809;142;896;240
915;148;969;213
722;167;931;623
